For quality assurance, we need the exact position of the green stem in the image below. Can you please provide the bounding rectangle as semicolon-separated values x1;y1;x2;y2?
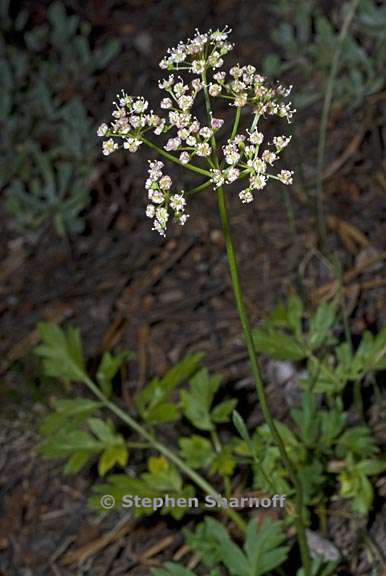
216;186;312;575
140;136;211;178
231;107;241;139
82;375;246;531
200;67;311;575
315;0;360;251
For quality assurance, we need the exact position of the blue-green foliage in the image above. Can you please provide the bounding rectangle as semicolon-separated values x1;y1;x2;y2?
0;1;120;235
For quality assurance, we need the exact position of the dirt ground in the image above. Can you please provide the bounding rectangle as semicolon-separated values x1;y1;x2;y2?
1;1;386;574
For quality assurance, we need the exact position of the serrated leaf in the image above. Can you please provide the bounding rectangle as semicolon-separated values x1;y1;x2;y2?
180;368;222;431
97;350;133;398
245;518;289;576
308;303;335;350
179;435;215;469
35;323;87;382
98;445;128;476
136;352;202;424
252;328;305;361
211;399;237;423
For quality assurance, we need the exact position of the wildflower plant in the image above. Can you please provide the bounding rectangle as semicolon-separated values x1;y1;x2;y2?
96;26;317;574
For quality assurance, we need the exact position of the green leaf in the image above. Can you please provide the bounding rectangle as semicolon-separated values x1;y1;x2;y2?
210;448;236;477
211;399;237;423
142;456;183;492
308;302;335;350
244;518;289;576
98;445;128;476
287;295;304;337
40;398;101;435
186;517;288;576
180;368;222;431
179;436;215;469
336;426;378;458
356;459;386;476
291;390;320;446
88;418;118;445
150;563;197;576
64;451;92;474
97;350;133;398
136;352;203;424
40;429;104;458
35;323;87;382
252;327;305;361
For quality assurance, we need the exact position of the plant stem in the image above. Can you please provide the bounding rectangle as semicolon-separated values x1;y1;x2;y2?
82;374;246;531
315;0;361;251
140;135;211;178
201;67;311;575
216;186;312;575
231;107;241;139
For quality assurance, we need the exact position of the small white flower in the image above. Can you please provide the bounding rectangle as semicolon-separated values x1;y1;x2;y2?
112;107;126;119
159;75;175;89
211;117;224;130
97;123;108;137
277;170;294;185
132;98;148;113
123;138;141;152
209;84;222;97
178;95;194;111
161;98;173;109
178;213;189;225
239;189;253;203
153;219;166;236
148;160;164;179
273;135;292;152
149;189;164;204
190;119;200;133
186;135;197;146
179;151;190;164
146;204;155;218
159;175;172;190
248;130;264;145
170;193;186;211
250;173;267;190
226;167;240;183
199;127;213;139
234;93;247;107
210;169;225;188
262;150;277;165
224;148;240;165
248;158;266;173
191;60;205;74
165;137;181;151
154;120;166;135
102;139;118;156
156;206;169;225
213;71;226;82
177;128;190;140
196;142;212;157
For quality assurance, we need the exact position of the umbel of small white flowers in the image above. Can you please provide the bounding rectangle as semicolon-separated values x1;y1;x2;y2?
97;26;295;236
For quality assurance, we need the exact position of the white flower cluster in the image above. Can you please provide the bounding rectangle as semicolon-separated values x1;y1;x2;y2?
145;161;188;236
98;27;296;236
159;27;233;72
97;91;164;155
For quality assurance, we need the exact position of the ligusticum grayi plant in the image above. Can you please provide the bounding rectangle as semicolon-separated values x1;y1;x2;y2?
98;26;294;236
98;27;313;576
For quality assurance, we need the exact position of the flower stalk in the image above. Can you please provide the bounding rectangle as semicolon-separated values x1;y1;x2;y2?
99;26;310;574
